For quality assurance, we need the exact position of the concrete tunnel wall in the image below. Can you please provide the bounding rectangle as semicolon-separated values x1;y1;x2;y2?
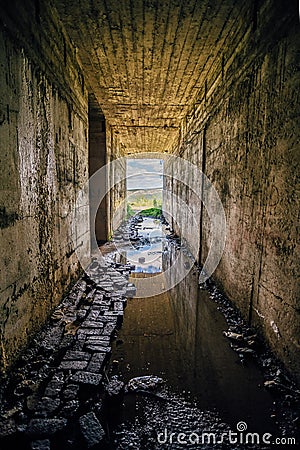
88;92;126;248
0;0;90;373
88;93;108;246
0;0;127;373
164;2;300;383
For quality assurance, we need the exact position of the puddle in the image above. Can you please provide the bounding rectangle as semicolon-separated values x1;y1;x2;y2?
0;216;297;449
101;216;285;449
112;217;166;274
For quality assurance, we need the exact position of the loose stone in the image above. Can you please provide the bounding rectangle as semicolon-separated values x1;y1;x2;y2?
69;371;103;386
62;384;80;400
63;350;91;361
85;345;111;353
79;412;106;448
87;353;107;373
30;439;51;450
25;418;67;437
59;360;89;370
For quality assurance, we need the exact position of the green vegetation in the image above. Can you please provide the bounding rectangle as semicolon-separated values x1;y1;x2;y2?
129;195;162;208
127;189;162;209
126;203;135;218
126;188;162;218
139;207;162;218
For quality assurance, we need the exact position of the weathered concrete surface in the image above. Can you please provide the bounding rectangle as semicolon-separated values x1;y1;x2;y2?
0;0;89;372
106;123;127;237
164;2;300;382
88;93;127;249
54;0;249;155
88;93;108;245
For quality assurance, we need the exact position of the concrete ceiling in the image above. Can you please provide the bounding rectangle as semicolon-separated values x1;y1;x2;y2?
54;0;243;154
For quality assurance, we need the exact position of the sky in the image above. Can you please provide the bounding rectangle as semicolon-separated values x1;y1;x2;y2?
126;159;163;190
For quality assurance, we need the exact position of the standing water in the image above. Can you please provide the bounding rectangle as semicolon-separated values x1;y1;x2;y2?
100;216;294;449
0;217;297;450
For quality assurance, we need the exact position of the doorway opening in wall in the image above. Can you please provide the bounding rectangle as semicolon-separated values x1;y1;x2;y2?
88;94;107;248
126;158;164;219
111;157;166;276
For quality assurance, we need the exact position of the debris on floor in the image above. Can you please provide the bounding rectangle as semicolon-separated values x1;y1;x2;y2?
126;376;165;393
0;258;134;449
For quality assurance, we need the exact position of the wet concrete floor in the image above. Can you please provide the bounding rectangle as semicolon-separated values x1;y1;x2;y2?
107;274;275;432
0;216;299;449
103;217;299;449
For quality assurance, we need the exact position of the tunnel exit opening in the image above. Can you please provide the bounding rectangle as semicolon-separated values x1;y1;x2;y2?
126;157;164;219
116;157;166;275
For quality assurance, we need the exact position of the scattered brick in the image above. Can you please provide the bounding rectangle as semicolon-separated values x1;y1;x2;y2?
63;350;90;361
79;412;105;448
59;360;88;370
25;418;67;437
70;371;102;386
87;353;107;373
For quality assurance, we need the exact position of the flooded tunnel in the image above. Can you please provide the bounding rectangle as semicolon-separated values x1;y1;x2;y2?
0;0;299;448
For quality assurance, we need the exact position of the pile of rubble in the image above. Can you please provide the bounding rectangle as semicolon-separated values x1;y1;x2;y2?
0;258;136;449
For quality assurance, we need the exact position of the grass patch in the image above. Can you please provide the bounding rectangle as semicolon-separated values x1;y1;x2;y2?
126;203;135;219
139;207;162;218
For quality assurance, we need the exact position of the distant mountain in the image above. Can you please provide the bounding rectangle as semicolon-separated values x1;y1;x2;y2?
127;187;163;192
127;188;162;202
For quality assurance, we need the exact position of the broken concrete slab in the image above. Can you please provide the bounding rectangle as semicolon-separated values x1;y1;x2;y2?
25;418;67;437
60;400;80;418
79;412;105;448
63;350;91;361
0;249;134;446
113;301;124;311
30;439;51;450
126;286;137;297
81;320;105;328
44;383;63;398
87;353;107;373
35;397;61;414
85;345;111;353
59;360;89;370
105;376;125;398
126;376;165;392
69;371;102;386
62;384;79;400
0;418;17;438
85;336;111;346
102;323;117;336
76;328;104;337
102;316;118;325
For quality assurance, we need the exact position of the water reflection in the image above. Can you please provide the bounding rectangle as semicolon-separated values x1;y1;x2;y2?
111;217;195;298
115;217;165;274
108;218;277;438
